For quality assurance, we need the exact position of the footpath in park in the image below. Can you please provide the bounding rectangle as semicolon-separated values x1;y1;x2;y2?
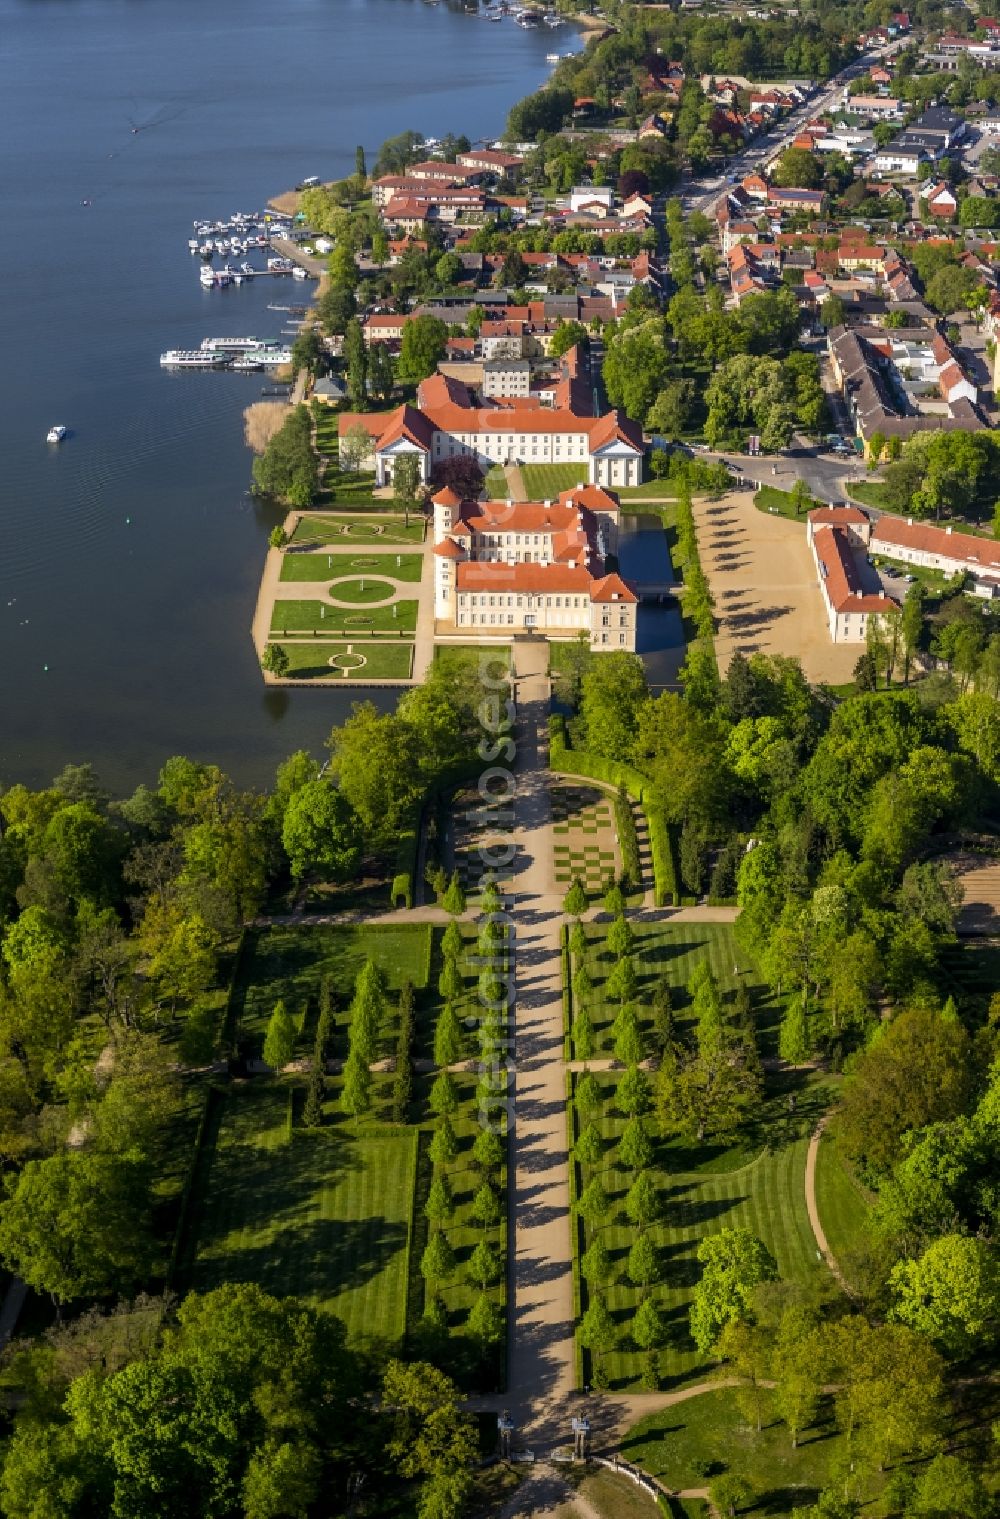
505;641;577;1447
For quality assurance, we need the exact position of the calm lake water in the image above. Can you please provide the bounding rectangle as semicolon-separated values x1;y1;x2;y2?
0;0;573;793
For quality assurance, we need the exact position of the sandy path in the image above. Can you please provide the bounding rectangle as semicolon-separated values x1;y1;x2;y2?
804;1115;853;1297
506;645;577;1443
692;490;860;686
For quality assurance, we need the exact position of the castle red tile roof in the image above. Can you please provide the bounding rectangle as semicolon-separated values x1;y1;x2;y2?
872;516;1000;571
813;525;893;614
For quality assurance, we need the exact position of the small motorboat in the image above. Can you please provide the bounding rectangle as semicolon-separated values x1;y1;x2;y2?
46;425;67;443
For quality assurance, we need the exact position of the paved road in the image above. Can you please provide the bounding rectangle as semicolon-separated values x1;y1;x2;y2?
680;42;904;218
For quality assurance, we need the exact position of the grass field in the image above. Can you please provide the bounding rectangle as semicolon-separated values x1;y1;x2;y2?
812;1129;871;1288
184;922;506;1385
519;463;589;499
753;485;816;522
624;1387;857;1511
573;1069;831;1389
271;642;414;679
290;515;426;547
269;599;417;634
280;551;424;582
434;643;511;677
571;922;780;1059
232;922;433;1059
182;1083;416;1351
484;466;509;498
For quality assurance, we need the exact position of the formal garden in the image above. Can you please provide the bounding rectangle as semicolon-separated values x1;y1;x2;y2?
280;550;424;582
268;640;414;680
176;899;509;1390
289;513;426;546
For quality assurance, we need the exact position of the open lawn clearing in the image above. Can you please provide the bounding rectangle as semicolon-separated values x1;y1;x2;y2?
280;551;424;582
520;464;590;499
615;483;681;501
290;514;426;546
572;1069;829;1390
552;782;619;896
231;921;432;1059
270;598;417;633
812;1130;871;1290
573;922;786;1062
182;1083;415;1349
549;1469;661;1519
753;485;818;521
272;641;413;680
484;466;509;498
434;643;510;677
624;1387;860;1511
692;490;860;686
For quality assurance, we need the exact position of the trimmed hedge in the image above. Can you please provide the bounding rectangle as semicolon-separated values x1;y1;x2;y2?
647;803;679;908
165;1083;224;1288
392;756;483;908
566;1072;585;1392
561;923;573;1061
614;783;641;893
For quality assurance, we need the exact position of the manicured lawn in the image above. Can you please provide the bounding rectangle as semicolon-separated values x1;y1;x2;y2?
753;485;815;522
551;781;619;894
813;1129;871;1288
290;514;426;546
182;1083;416;1350
270;599;417;634
280;551;424;582
572;922;782;1059
197;921;508;1388
231;921;433;1058
572;1069;831;1390
484;466;509;498
615;483;679;501
519;463;590;499
623;1387;857;1511
272;641;414;680
846;480;888;510
325;576;398;604
433;643;511;677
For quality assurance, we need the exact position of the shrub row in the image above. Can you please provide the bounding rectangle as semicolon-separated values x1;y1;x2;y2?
614;783;641;893
566;1073;585;1392
561;922;573;1061
391;756;483;908
165;1083;224;1288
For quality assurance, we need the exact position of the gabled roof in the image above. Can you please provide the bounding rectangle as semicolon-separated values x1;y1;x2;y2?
433;537;464;559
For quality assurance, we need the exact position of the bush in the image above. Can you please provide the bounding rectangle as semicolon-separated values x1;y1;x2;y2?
614;783;641;892
646;803;679;907
390;871;412;909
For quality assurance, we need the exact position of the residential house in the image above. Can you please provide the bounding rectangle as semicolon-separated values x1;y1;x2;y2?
925;181;958;218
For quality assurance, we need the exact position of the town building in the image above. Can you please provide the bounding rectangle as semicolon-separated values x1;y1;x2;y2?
431;485;638;647
338;370;644;490
806;507;898;642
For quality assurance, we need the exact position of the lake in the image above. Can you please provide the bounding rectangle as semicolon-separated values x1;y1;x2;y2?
0;0;572;793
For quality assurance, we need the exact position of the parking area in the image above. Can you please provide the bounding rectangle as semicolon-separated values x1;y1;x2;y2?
692;489;862;685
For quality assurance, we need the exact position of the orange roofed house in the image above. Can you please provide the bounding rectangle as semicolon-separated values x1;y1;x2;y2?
431;485;638;649
338;372;645;490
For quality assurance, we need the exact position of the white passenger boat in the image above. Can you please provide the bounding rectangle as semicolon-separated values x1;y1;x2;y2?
160;350;224;367
46;425;67;443
201;337;263;351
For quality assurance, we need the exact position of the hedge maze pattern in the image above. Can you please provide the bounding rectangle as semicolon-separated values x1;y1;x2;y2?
552;784;619;891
